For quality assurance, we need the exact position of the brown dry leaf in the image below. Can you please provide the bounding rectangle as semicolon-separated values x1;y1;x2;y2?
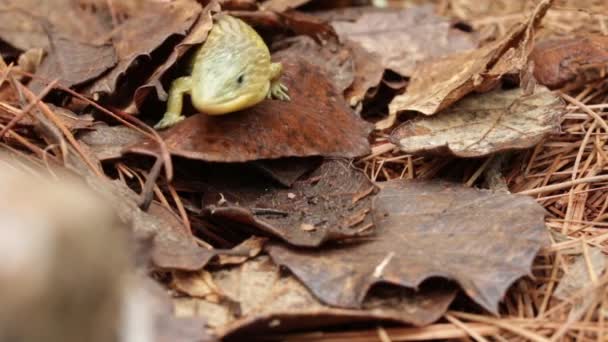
134;0;220;105
344;39;384;106
530;35;608;89
88;0;202;95
260;0;313;12
383;0;553;129
78;124;145;161
330;5;477;78
205;160;375;247
389;86;565;158
29;34;117;93
0;0;111;51
267;180;549;314
274;35;354;93
173;256;458;339
128;56;372;162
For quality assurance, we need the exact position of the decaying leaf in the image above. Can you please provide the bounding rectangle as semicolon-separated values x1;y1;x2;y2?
252;157;321;187
554;245;607;300
530;35;608;89
267;180;549;313
128;56;372;162
204;160;376;247
88;0;202;95
330;5;477;78
29;34;117;93
173;256;458;338
389;86;565;157
382;0;553;129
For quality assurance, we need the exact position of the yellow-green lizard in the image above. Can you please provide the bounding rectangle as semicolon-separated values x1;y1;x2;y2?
154;14;290;129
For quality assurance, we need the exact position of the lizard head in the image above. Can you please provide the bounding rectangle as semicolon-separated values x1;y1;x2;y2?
189;15;272;115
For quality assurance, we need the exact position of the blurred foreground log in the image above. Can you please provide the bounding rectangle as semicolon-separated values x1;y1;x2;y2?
0;155;131;342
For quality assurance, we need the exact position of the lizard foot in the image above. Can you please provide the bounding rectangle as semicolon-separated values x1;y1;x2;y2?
268;82;290;101
154;113;185;130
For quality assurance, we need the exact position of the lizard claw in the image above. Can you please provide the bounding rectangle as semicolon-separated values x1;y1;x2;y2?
154;113;185;130
269;82;290;101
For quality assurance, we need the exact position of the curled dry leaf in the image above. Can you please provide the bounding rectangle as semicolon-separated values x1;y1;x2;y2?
530;35;608;89
267;180;549;314
330;5;477;78
344;40;384;106
29;34;117;93
128;56;372;162
88;0;202;95
389;86;565;158
383;0;553;129
173;256;458;339
134;0;220;104
204;160;376;247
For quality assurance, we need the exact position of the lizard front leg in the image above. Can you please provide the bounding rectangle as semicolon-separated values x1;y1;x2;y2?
154;76;192;129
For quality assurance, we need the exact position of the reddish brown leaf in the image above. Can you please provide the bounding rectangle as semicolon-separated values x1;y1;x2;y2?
29;34;117;93
383;0;553;129
274;35;354;93
389;86;565;157
530;35;608;89
173;256;458;338
330;5;477;78
204;160;375;247
88;0;202;95
267;180;549;314
252;157;321;187
128;56;372;162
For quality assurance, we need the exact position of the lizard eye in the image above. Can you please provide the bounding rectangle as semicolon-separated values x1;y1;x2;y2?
236;74;245;85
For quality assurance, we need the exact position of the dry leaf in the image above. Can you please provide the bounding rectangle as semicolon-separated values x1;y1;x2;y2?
260;0;313;12
383;0;553;129
78;124;145;161
554;246;607;300
274;35;354;93
344;40;384;106
29;34;117;93
530;35;608;89
204;160;375;247
128;56;372;162
267;180;549;313
173;256;458;338
330;5;477;78
88;0;202;95
389;86;565;157
134;0;220;105
0;0;111;50
251;157;321;187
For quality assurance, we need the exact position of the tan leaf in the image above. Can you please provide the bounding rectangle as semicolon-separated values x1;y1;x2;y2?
389;86;565;157
173;256;458;338
382;0;553;129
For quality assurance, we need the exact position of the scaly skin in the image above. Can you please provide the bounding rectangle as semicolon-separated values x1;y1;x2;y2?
155;15;290;129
